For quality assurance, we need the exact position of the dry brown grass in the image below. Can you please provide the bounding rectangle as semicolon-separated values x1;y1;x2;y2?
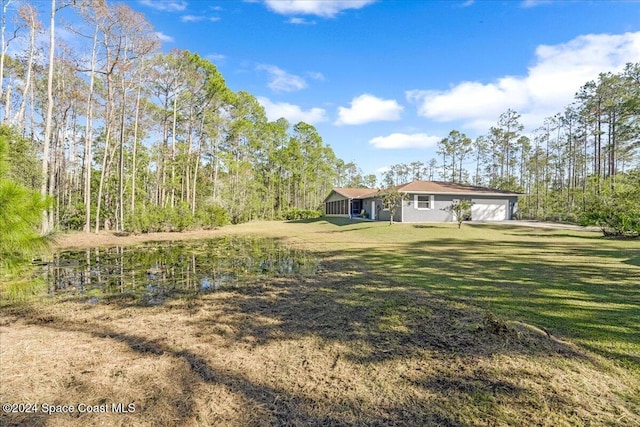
1;221;639;426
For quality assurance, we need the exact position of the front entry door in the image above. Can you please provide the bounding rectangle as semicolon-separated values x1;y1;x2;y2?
352;200;361;216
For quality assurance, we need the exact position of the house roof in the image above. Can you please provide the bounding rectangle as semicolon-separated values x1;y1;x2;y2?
395;180;523;195
330;187;379;199
326;181;522;201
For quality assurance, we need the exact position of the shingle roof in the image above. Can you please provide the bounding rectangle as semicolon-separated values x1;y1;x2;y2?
331;188;379;198
395;180;522;195
327;181;522;200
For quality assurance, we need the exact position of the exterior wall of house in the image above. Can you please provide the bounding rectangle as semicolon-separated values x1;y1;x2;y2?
394;203;402;223
375;198;392;222
399;194;519;222
361;198;374;219
400;193;456;222
363;197;401;222
325;192;347;203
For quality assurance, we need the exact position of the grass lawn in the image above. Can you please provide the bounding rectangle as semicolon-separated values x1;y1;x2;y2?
1;218;638;426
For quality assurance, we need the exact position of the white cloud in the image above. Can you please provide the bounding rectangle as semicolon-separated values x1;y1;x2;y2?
181;15;221;23
335;94;403;125
139;0;187;12
407;31;640;132
206;53;226;63
154;32;175;43
369;133;440;149
521;0;554;8
257;64;307;92
287;17;316;25
306;71;325;81
262;0;376;17
257;97;328;124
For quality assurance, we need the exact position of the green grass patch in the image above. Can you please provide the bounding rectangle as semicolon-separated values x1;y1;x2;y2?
246;218;640;371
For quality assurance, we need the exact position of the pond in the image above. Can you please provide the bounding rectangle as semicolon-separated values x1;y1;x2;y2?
31;237;319;305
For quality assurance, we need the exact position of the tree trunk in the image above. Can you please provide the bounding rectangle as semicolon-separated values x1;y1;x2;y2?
117;76;126;231
41;0;56;234
95;67;114;233
0;0;13;110
15;5;38;127
171;91;178;208
84;25;98;232
131;79;142;215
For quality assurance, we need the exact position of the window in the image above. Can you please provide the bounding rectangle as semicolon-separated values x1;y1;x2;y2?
415;194;432;210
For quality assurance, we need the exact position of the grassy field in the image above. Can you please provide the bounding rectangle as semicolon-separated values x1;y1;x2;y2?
1;219;639;426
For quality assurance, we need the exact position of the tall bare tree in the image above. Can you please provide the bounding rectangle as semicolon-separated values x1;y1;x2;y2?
40;0;56;233
13;2;39;127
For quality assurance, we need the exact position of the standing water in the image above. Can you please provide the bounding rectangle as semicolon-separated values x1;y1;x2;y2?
33;237;318;305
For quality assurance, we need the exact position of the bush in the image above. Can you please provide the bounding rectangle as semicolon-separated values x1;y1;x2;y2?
170;202;196;232
59;202;86;231
281;208;323;220
127;203;201;233
580;173;640;238
196;204;230;229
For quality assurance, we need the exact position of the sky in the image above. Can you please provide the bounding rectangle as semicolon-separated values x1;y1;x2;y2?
131;0;639;176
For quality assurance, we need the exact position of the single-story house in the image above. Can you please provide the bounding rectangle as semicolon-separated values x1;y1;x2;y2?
323;180;522;222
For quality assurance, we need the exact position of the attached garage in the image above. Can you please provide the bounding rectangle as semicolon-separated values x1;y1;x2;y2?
471;201;508;221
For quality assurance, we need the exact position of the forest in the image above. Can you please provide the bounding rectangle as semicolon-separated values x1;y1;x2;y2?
0;0;638;249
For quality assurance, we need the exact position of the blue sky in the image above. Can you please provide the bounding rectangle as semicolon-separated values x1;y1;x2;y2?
133;0;640;176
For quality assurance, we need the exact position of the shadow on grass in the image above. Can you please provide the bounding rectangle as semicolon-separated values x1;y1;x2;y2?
390;238;639;368
3;230;639;425
182;235;639;368
3;302;473;427
624;254;640;267
324;225;381;234
505;232;603;240
466;222;600;234
286;216;354;226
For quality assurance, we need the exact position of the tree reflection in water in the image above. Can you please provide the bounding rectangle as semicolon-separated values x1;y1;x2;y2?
39;237;318;304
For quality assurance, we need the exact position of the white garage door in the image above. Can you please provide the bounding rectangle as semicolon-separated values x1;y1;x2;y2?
472;203;506;221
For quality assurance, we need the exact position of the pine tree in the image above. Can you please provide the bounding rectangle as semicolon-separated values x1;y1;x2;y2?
0;130;48;275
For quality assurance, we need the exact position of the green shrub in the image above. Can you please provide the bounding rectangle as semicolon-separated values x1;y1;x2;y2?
281;208;323;220
196;204;230;228
580;173;640;238
59;202;86;231
126;205;186;233
170;202;196;231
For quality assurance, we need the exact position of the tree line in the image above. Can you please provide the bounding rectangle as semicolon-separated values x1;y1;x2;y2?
0;0;340;234
0;0;637;239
